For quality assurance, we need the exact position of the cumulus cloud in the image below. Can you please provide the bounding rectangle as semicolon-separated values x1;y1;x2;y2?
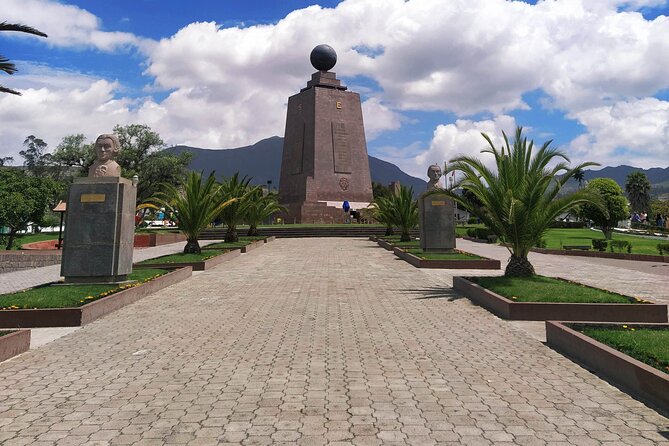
3;0;669;173
2;0;146;51
567;98;669;168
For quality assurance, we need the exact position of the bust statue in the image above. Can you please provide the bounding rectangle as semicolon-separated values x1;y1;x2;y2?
426;164;442;190
88;134;121;177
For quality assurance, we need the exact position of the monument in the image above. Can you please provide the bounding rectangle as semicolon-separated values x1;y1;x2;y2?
278;44;373;223
60;134;137;283
419;164;456;252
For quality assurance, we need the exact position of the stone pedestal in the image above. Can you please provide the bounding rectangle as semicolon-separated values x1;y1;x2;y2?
278;71;373;223
419;192;455;252
61;177;136;283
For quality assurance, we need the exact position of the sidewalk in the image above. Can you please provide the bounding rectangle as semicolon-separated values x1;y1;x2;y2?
0;237;666;445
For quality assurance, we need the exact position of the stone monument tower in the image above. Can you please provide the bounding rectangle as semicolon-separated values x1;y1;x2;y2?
61;134;137;283
278;44;373;223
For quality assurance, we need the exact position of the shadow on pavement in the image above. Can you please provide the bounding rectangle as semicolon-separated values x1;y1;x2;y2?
398;287;464;301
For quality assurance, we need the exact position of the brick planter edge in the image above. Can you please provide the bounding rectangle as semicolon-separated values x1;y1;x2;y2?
0;329;31;362
393;248;501;269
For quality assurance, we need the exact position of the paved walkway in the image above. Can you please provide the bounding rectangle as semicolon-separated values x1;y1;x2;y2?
0;238;667;445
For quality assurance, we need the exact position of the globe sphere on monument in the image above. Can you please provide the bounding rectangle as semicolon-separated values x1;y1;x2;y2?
310;44;337;71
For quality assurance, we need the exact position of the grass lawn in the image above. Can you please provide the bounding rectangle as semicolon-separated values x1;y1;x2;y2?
455;224;485;237
3;232;59;250
470;275;644;304
138;249;226;265
204;236;264;250
406;248;482;260
0;268;168;309
542;228;663;255
579;325;669;374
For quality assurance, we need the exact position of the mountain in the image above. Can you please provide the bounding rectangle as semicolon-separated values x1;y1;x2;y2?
167;136;427;192
565;165;669;197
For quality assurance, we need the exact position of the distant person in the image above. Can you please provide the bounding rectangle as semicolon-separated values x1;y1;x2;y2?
631;212;640;223
657;214;665;228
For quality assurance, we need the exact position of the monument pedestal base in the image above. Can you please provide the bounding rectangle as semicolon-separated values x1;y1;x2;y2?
282;202;350;224
419;192;456;252
61;177;137;284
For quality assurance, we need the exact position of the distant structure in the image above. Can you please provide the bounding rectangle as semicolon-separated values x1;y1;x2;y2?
278;44;373;223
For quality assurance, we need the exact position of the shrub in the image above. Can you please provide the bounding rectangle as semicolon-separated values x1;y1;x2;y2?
467;216;478;224
534;238;547;249
549;221;586;229
658;243;669;255
592;239;607;251
609;240;631;253
466;228;476;237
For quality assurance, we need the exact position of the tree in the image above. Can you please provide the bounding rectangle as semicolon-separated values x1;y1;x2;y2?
244;189;284;236
113;124;192;201
218;173;256;242
651;199;669;220
142;171;235;254
441;127;599;277
19;135;51;176
0;22;47;95
387;185;418;242
51;134;94;170
367;196;395;236
625;171;651;214
581;178;628;239
0;156;12;166
573;168;585;189
0;168;56;249
372;181;392;199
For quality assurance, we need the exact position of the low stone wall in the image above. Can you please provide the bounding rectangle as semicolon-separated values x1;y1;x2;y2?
0;251;62;273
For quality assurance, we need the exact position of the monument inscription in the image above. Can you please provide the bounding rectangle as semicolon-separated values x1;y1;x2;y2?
332;122;351;174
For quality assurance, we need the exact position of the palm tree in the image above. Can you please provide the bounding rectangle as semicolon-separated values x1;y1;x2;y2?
244;189;284;236
573;168;585;189
368;195;395;236
218;173;256;242
440;127;599;277
1;22;47;95
625;171;651;214
142;171;236;254
388;185;419;242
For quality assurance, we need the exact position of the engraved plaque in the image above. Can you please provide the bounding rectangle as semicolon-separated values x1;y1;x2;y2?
431;200;446;206
80;193;106;203
332;122;351;174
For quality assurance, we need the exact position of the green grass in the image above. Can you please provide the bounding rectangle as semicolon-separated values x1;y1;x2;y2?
455;224;485;237
470;275;643;304
2;232;59;250
579;325;669;374
0;269;169;309
204;237;260;250
542;228;663;255
406;248;482;260
138;249;226;265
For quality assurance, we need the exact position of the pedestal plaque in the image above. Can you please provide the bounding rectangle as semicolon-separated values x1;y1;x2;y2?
419;192;456;252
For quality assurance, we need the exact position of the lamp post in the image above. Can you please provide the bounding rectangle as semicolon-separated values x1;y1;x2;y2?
267;180;272;194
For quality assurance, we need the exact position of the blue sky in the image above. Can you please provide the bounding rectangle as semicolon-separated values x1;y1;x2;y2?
2;0;669;178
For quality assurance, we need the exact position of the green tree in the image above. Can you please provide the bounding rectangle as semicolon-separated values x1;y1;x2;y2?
625;170;651;214
0;22;47;95
244;189;284;236
372;181;392;199
142;171;235;254
367;196;395;236
581;178;628;239
51;134;94;171
113;124;192;201
0;156;12;166
573;167;585;189
0;168;56;249
441;127;599;277
19;135;51;176
651;199;669;220
218;173;256;242
388;185;419;242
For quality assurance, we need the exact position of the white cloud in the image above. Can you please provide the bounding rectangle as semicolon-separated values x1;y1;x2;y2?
567;98;669;168
2;0;146;51
361;98;403;140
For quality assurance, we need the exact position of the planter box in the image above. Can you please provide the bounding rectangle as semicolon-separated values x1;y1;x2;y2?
368;235;378;242
0;267;192;328
393;247;500;269
453;276;668;322
0;250;62;273
134;232;187;248
241;240;265;253
136;249;241;271
532;247;669;263
264;236;276;243
377;239;395;251
0;330;30;362
546;321;669;413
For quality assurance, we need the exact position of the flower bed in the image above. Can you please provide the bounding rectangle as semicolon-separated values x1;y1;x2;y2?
453;276;668;322
393;247;500;269
0;330;30;362
546;321;669;413
0;267;191;328
136;249;241;271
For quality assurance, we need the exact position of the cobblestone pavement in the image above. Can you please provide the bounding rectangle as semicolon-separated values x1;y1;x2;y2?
0;241;223;295
0;238;668;445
